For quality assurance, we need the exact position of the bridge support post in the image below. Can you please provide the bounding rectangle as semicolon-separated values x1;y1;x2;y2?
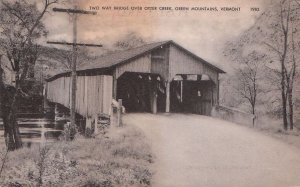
94;115;99;134
113;73;117;99
85;117;93;137
165;81;170;113
54;104;59;121
117;99;122;127
151;93;157;114
110;105;114;126
150;83;158;114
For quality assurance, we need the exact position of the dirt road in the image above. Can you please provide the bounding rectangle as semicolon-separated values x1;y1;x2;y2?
124;113;300;187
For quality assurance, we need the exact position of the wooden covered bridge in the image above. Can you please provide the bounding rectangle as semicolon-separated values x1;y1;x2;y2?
45;40;225;121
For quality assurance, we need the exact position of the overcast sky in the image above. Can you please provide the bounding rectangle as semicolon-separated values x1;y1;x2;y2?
43;0;269;71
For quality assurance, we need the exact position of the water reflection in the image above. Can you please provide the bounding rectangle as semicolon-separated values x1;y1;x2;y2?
0;117;66;147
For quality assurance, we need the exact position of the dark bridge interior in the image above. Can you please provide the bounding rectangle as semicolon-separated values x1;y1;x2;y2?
117;72;166;113
117;72;215;115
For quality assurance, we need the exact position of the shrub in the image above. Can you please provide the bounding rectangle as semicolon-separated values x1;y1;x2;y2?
0;125;153;187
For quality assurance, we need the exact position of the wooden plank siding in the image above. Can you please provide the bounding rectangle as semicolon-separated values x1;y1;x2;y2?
115;54;151;79
47;75;113;117
167;45;219;115
112;43;220;115
151;47;169;81
168;45;219;84
186;81;215;116
46;41;223;116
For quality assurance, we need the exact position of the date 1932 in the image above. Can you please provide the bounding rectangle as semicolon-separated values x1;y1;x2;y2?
250;7;260;11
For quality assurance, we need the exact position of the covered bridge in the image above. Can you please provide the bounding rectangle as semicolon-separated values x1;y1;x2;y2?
46;40;225;118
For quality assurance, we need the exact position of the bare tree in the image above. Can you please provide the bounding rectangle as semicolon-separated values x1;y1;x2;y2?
224;0;299;131
286;19;298;130
0;0;58;151
234;52;265;126
263;0;299;130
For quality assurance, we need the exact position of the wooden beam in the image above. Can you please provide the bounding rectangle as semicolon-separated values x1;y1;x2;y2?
47;41;103;47
165;81;170;113
94;115;98;134
49;6;99;140
217;74;220;106
211;83;214;107
151;55;165;60
180;81;183;103
117;99;122;127
85;117;92;136
70;9;77;139
112;71;117;99
151;83;158;114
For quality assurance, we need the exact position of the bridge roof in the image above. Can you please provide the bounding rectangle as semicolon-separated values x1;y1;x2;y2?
46;40;224;82
78;41;169;71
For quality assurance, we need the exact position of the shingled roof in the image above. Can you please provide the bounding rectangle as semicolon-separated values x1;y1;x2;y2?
78;40;224;73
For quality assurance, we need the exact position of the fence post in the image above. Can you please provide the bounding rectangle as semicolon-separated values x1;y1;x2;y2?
85;117;92;137
110;104;114;126
117;99;122;127
94;115;99;134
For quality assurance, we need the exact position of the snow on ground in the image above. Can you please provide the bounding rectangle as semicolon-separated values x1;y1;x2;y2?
124;113;300;187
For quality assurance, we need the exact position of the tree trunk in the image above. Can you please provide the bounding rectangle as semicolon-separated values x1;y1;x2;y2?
9;94;22;149
279;4;290;131
287;88;293;130
281;86;288;131
0;58;22;151
251;103;255;127
0;55;3;113
281;61;288;131
2;88;22;151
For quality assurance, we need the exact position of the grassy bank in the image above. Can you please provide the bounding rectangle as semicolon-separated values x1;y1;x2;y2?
0;125;153;187
254;117;300;149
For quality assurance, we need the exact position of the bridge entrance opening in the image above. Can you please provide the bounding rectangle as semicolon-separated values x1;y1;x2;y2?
170;74;216;116
117;72;166;113
117;73;216;115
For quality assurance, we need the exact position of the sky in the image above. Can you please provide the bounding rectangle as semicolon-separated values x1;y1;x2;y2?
43;0;270;72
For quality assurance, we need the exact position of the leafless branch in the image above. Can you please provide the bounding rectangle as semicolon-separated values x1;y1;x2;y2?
263;42;282;55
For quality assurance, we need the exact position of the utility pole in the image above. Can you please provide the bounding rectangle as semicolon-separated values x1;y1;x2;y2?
47;5;102;140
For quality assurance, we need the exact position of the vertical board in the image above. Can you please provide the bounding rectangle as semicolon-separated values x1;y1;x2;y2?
115;54;151;79
169;45;218;84
47;75;113;117
150;47;169;81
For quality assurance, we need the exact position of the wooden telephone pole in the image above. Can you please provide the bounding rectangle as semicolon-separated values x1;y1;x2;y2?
47;5;102;140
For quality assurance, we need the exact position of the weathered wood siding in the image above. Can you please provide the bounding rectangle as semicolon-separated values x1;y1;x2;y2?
47;75;113;117
115;54;151;79
181;81;216;116
47;76;71;108
151;47;169;81
168;45;218;84
165;45;220;115
193;82;216;116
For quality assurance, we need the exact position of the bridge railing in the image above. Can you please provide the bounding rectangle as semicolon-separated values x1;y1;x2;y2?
84;99;125;137
211;105;255;127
